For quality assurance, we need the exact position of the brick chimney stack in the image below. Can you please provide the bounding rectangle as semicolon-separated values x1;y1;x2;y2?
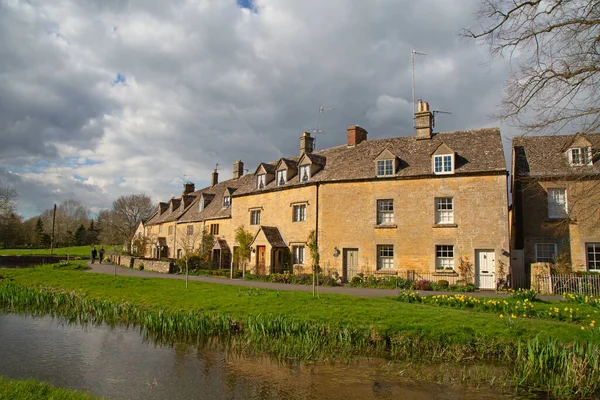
233;160;244;180
415;100;433;140
211;169;218;187
347;125;368;146
183;182;195;195
300;131;315;155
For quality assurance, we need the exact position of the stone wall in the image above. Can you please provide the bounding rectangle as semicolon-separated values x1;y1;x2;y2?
530;262;552;294
107;254;170;274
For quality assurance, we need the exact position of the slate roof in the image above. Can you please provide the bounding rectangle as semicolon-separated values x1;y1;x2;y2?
235;127;506;195
255;226;287;247
146;195;198;226
513;133;600;178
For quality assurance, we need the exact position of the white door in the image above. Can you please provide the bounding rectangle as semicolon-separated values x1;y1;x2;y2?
476;250;495;290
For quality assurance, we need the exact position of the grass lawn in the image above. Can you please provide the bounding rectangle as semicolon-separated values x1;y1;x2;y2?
0;376;103;400
1;261;596;345
0;246;119;258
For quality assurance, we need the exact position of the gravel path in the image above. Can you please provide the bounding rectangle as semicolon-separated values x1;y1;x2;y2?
86;262;563;301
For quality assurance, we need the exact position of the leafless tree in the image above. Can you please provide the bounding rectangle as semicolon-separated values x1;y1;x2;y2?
464;0;600;135
109;194;154;250
0;185;17;223
40;199;89;246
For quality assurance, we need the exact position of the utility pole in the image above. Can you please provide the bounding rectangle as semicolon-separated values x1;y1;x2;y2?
411;50;426;123
50;204;56;255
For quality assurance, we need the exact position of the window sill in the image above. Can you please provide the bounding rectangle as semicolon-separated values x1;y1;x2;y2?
433;271;458;276
374;269;398;275
432;223;458;228
374;224;398;229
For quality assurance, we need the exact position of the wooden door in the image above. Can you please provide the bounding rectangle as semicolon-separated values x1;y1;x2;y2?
476;249;495;289
343;248;359;282
257;246;266;275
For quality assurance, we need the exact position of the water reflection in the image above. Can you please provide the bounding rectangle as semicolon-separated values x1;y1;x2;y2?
0;313;536;400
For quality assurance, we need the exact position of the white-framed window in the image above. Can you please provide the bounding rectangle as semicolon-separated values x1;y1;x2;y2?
436;245;454;270
377;245;394;270
292;245;305;264
293;204;306;222
187;225;194;236
433;154;454;174
569;147;592;166
276;170;287;186
299;165;310;182
257;174;266;189
535;243;557;263
377;199;394;224
548;188;567;219
250;210;261;225
376;159;394;176
223;196;231;207
435;197;454;224
586;243;600;271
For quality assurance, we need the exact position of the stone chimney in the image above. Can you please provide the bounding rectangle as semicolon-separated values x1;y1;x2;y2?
233;160;244;180
415;100;433;140
347;125;368;146
183;182;195;195
211;169;218;187
300;131;315;155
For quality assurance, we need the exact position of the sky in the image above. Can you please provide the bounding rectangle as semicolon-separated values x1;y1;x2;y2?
0;0;515;219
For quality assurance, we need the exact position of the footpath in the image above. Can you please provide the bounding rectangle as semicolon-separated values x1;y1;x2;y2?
86;262;563;301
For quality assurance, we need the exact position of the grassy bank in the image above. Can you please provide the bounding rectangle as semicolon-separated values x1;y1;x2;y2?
0;376;103;400
0;246;117;258
1;262;600;397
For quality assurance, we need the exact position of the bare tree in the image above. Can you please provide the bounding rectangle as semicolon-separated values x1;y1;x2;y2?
464;0;600;135
39;199;89;247
110;194;154;250
0;185;17;223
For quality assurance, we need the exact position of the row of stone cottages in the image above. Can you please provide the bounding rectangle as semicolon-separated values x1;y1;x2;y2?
131;101;600;289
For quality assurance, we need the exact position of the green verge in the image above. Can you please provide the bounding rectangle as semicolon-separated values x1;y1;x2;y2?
0;246;117;258
1;261;599;398
0;376;103;400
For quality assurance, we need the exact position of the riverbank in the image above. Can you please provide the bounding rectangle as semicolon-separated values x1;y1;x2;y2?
0;376;102;400
1;261;600;397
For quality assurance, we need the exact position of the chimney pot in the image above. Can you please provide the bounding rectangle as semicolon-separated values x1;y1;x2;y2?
347;125;368;146
417;100;423;112
211;169;219;186
414;99;433;140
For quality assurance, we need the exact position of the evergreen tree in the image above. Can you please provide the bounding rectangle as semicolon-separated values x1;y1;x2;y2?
34;218;45;247
73;224;87;246
87;220;99;245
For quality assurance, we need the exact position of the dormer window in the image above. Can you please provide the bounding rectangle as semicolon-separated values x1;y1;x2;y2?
257;174;266;189
223;196;231;207
569;147;592;166
433;154;454;174
299;165;310;182
276;170;287;186
199;198;205;211
377;159;394;176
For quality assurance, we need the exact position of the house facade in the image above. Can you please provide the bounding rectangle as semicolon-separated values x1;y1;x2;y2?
511;133;600;273
140;101;511;288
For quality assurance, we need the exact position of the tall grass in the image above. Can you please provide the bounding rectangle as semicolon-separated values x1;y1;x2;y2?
1;282;600;397
0;376;103;400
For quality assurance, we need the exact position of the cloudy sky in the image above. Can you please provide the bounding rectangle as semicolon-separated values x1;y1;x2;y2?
1;0;514;219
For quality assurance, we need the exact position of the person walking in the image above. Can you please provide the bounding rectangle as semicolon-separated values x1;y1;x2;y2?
91;246;97;264
99;246;105;264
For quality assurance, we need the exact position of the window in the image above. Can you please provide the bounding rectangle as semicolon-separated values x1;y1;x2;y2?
292;245;305;264
299;165;310;182
435;198;454;224
377;159;394;176
210;224;219;236
569;147;592;166
199;199;205;211
377;245;394;270
436;245;454;270
223;196;231;207
535;243;557;263
293;204;306;222
187;225;194;236
377;199;394;224
433;155;453;174
168;226;173;235
276;170;287;186
257;174;266;189
548;188;567;219
588;243;600;271
250;210;261;225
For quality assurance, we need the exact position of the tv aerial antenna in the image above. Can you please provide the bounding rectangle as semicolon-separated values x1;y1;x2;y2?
411;50;426;123
312;105;334;149
432;110;452;128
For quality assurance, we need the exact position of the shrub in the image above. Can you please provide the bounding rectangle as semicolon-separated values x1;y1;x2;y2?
176;254;208;271
350;276;363;285
509;288;537;302
138;262;144;271
415;279;432;291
